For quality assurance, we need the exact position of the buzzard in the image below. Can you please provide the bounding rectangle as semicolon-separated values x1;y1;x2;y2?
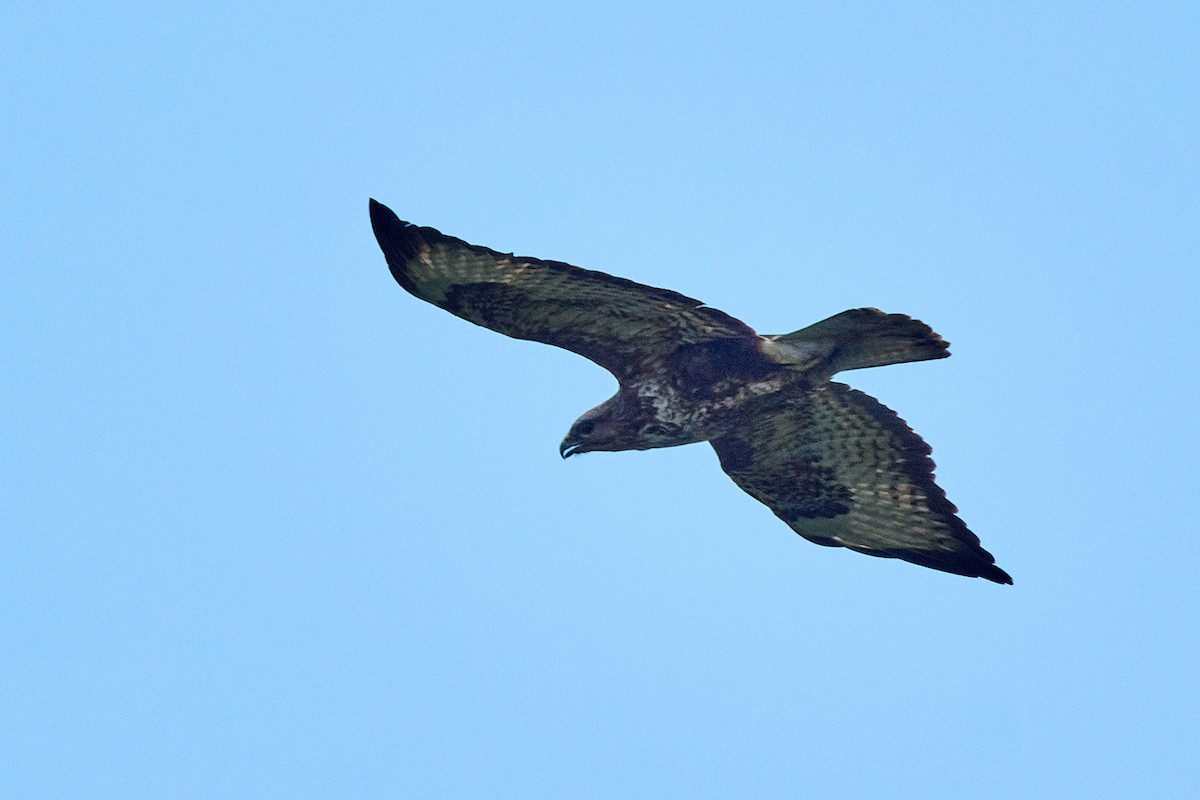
370;200;1011;584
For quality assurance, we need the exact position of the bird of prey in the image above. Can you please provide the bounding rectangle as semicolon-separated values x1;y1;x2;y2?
370;199;1011;584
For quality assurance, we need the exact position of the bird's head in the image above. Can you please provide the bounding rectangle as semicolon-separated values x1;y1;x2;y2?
559;398;629;458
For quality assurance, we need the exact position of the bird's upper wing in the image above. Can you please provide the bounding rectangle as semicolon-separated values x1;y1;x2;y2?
370;200;756;379
710;382;1011;583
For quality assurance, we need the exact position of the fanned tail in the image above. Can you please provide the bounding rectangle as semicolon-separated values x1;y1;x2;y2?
763;308;950;374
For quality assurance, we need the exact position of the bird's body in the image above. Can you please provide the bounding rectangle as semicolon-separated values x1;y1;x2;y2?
572;337;796;452
370;199;1011;584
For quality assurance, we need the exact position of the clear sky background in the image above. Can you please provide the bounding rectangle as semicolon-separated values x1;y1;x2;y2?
4;2;1199;797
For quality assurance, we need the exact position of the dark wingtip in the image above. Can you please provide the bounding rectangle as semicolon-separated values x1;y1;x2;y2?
368;198;404;242
368;198;389;228
981;564;1014;585
368;199;422;291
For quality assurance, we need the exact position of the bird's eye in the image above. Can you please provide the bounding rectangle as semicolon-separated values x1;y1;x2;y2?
576;420;595;437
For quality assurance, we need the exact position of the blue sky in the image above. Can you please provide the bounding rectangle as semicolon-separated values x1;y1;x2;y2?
4;2;1198;797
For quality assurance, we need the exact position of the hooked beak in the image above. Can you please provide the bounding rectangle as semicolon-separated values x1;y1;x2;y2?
559;439;583;459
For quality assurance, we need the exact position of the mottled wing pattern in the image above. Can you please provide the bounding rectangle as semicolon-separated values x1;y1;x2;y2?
370;200;756;379
711;382;1011;583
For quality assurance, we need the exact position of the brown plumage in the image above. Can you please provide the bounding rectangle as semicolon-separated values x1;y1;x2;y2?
370;199;1011;584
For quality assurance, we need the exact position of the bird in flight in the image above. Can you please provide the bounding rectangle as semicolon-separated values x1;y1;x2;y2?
370;200;1011;584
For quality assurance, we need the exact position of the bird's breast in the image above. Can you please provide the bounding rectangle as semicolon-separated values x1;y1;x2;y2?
628;370;793;448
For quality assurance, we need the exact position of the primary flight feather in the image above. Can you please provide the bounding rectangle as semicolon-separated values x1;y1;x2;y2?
370;199;1011;584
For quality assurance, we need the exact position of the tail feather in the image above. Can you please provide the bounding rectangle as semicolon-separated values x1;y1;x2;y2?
764;308;950;374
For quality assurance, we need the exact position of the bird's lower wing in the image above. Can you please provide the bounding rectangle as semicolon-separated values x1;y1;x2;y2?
370;200;756;380
710;382;1011;583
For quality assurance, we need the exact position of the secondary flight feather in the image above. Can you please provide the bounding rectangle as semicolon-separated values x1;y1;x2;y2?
370;199;1011;584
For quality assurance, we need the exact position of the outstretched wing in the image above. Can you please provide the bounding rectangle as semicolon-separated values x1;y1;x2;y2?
711;382;1011;583
370;200;756;379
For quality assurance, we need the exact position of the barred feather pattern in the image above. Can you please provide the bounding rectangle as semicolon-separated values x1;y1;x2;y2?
712;382;1011;583
370;200;756;380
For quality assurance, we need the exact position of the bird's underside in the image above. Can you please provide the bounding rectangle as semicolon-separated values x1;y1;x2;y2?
370;199;1011;584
